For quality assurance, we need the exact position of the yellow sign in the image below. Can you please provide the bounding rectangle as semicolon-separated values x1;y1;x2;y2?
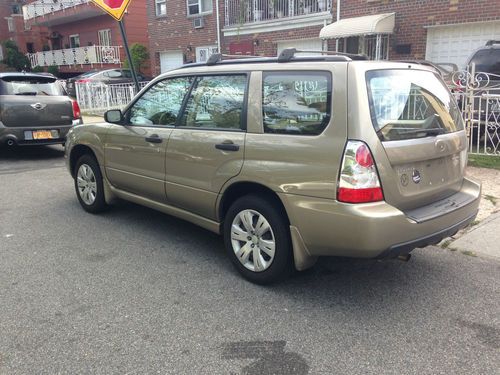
91;0;131;21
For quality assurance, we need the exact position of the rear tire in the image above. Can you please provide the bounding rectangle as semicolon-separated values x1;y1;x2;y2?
223;195;293;284
74;154;107;214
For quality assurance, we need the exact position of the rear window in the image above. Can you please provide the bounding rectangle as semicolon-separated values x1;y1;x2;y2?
469;49;500;75
366;69;463;142
262;72;331;135
0;76;64;96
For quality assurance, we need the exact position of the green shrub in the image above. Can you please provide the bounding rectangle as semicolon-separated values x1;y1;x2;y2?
123;43;149;74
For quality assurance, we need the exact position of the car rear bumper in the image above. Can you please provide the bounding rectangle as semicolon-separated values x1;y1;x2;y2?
0;122;81;146
279;177;481;258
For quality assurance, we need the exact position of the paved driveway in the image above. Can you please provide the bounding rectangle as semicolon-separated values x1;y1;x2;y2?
0;146;499;374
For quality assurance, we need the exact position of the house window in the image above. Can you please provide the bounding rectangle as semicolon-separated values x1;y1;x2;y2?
69;35;80;49
195;46;218;62
98;29;112;46
187;0;212;16
7;17;14;32
155;0;166;16
26;43;34;53
342;34;389;60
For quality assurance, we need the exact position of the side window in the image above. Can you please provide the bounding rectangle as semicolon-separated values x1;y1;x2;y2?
104;70;122;78
262;72;331;135
128;77;193;126
180;75;247;130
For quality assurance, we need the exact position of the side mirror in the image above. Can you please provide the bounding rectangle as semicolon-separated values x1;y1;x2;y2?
104;109;123;124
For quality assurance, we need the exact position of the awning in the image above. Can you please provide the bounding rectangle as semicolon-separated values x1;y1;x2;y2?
320;13;395;39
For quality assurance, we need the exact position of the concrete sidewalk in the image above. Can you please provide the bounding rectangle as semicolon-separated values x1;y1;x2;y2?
450;212;500;260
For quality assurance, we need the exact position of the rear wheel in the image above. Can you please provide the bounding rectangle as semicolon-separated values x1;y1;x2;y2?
223;195;293;284
74;154;107;213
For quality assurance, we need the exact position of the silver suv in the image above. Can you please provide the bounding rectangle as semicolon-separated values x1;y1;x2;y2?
65;50;481;284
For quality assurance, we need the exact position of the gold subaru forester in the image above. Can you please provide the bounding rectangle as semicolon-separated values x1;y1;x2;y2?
65;50;481;284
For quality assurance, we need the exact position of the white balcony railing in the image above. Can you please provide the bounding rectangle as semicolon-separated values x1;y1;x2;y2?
28;45;121;68
224;0;331;26
23;0;91;20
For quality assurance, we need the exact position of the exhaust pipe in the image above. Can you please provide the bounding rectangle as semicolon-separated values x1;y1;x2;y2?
6;139;15;147
397;254;411;262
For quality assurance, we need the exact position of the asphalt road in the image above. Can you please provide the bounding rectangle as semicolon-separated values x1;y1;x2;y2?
0;145;499;375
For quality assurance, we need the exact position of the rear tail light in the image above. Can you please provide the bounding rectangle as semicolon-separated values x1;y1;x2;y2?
76;79;90;84
337;140;384;203
72;100;81;120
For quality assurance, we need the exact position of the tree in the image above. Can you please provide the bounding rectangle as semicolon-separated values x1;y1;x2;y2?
123;43;149;74
1;40;30;71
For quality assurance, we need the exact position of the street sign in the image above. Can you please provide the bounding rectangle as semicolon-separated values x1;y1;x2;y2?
91;0;131;21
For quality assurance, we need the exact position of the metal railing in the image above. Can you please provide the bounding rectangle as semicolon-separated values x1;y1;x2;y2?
224;0;331;26
450;67;500;155
76;81;150;115
23;0;91;20
28;45;121;67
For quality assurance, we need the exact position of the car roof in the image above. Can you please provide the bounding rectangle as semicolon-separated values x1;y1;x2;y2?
0;72;57;79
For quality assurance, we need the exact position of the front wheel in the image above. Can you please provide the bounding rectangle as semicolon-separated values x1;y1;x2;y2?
223;195;293;284
74;154;107;213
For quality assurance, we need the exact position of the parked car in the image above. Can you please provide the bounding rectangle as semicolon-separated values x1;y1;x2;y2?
0;72;82;147
65;51;480;284
66;69;151;97
464;40;500;145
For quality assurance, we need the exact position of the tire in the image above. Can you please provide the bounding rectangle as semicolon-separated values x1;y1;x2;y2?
223;195;293;284
74;154;107;214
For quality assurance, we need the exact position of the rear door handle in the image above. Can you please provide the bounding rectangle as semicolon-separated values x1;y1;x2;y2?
145;134;162;143
215;143;240;151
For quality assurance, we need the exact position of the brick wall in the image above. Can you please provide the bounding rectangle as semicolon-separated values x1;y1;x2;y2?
336;0;500;59
147;0;220;76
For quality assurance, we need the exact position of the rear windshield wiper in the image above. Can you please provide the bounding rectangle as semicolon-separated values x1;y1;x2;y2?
15;92;38;96
393;127;445;137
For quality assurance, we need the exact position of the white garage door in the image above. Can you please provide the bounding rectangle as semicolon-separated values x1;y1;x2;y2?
426;21;500;68
159;51;184;73
277;38;323;56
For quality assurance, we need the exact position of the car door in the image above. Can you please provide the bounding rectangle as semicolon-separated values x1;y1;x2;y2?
104;76;194;203
165;74;248;219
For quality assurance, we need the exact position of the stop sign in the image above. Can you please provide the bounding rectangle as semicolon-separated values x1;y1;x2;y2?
103;0;123;8
91;0;131;20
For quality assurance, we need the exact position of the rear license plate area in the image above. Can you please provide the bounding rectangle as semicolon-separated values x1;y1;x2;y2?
24;130;59;140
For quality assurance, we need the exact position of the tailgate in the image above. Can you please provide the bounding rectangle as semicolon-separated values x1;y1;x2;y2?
0;95;73;127
365;68;468;211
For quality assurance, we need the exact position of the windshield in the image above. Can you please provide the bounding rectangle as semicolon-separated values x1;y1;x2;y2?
0;76;65;96
469;49;500;76
366;69;464;142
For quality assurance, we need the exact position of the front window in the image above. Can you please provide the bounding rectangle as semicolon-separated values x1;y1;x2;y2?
262;72;331;135
187;0;212;15
155;0;167;16
128;77;193;126
366;69;464;142
98;29;112;46
7;17;14;32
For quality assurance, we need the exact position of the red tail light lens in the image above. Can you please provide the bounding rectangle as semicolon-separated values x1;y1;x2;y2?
76;79;90;83
72;100;81;120
338;141;384;204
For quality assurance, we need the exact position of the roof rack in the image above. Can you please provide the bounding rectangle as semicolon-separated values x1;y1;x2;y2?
277;48;367;62
178;49;368;70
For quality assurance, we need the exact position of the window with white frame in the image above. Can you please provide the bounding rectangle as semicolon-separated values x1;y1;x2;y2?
196;46;218;62
69;34;80;48
155;0;166;16
187;0;212;16
98;29;112;46
7;17;14;32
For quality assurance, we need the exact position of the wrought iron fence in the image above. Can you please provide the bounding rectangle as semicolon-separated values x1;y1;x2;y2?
224;0;331;26
450;66;500;156
28;45;121;68
23;0;91;20
76;81;149;115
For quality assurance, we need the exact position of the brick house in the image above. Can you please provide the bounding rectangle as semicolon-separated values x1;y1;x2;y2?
0;0;47;63
148;0;500;75
22;0;150;77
